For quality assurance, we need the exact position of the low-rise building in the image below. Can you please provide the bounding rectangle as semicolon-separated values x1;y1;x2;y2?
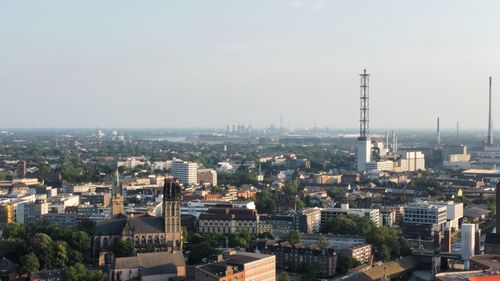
198;208;259;234
257;241;336;278
339;244;373;264
321;204;381;229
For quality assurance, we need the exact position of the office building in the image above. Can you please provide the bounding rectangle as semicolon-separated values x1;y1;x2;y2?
321;204;381;228
16;199;48;224
172;161;198;185
402;203;447;239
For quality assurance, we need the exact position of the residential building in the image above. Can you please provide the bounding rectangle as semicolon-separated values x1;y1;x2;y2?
257;242;336;278
339;244;373;264
80;192;111;207
224;251;275;281
198;208;259;234
296;207;321;233
195;263;244;281
301;234;366;249
172;161;198;185
197;169;217;187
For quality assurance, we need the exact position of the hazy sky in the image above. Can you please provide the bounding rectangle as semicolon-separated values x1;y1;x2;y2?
1;1;500;129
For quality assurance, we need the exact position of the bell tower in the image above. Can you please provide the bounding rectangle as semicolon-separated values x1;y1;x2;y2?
111;170;125;216
163;178;182;252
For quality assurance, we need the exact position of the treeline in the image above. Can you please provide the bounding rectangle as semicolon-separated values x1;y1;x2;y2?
321;215;410;261
0;221;106;280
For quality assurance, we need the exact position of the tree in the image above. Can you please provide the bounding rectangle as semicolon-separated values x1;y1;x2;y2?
336;255;361;275
112;239;136;258
278;271;291;281
188;241;221;265
19;253;40;274
317;235;328;250
62;263;107;281
288;231;301;245
29;233;54;269
53;241;69;268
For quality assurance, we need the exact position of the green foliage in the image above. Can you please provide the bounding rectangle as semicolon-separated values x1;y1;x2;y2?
336;255;361;275
188;241;221;265
278;271;291;281
256;189;277;214
19;253;40;274
62;263;107;281
229;229;254;249
112;239;137;257
288;231;301;245
320;215;410;261
0;221;93;271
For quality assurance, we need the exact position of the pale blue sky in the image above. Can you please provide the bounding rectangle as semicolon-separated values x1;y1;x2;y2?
1;0;500;129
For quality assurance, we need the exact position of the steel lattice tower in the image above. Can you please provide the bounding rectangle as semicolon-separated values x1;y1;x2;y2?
359;69;370;140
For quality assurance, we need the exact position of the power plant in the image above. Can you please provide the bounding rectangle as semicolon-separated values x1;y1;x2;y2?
355;69;425;172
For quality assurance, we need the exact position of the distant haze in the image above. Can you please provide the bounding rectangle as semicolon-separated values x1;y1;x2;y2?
1;1;500;129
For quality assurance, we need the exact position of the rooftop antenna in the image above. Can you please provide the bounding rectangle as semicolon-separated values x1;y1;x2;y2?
487;76;494;146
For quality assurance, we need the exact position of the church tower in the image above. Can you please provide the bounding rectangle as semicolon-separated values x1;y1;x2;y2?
111;170;125;216
163;177;182;252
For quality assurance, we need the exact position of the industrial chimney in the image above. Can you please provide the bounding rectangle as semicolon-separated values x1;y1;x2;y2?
487;77;493;146
437;117;441;145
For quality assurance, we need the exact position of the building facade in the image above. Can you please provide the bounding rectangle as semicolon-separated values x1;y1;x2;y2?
172;161;198;185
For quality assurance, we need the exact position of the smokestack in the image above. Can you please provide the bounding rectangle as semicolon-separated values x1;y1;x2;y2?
487;77;493;146
496;181;500;231
457;121;460;139
437;117;441;145
392;131;396;151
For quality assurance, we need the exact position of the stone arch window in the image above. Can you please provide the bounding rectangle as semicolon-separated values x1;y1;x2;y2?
103;237;109;249
94;237;101;248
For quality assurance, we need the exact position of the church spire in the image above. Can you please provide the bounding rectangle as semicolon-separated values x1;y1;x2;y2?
111;169;125;216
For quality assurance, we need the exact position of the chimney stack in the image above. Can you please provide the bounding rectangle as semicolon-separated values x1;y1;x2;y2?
437;117;441;145
487;76;493;146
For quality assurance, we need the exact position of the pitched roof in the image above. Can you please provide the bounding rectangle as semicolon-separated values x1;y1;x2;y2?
127;216;164;234
113;251;185;271
94;217;128;235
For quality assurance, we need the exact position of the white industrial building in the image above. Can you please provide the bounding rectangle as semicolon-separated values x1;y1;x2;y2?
461;223;476;269
398;151;426;172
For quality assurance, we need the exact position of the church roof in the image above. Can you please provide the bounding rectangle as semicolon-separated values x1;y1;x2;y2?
94;215;165;236
113;251;185;272
127;216;165;234
95;217;128;235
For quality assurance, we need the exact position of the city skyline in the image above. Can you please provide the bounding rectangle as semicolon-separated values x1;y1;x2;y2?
2;1;500;129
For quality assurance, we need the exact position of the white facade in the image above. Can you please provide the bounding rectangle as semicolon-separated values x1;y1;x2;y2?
321;204;381;227
461;223;475;268
431;201;464;230
357;139;372;171
172;161;198;185
398;151;426;172
366;160;394;172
